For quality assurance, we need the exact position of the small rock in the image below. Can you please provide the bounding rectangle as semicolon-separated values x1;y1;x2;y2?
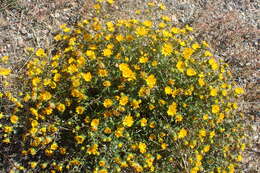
251;125;257;131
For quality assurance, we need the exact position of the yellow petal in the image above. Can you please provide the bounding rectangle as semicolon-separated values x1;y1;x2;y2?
0;67;11;76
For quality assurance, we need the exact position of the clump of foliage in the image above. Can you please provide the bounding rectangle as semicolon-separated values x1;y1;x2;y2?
0;1;246;172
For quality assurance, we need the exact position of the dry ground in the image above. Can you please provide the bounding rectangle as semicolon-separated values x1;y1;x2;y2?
0;0;259;172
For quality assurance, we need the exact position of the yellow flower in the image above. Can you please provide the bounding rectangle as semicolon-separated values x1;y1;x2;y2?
161;143;168;150
71;78;80;87
139;56;148;63
69;37;76;46
106;22;114;32
139;142;147;153
98;69;108;77
54;34;62;41
50;143;58;151
192;43;200;50
91;119;100;131
67;64;78;74
212;104;220;114
161;16;171;22
131;99;141;109
234;87;245;95
39;91;52;101
119;63;136;81
103;48;112;57
208;58;218;70
209;131;215;138
31;120;38;127
87;144;99;155
143;20;153;27
29;148;37;155
122;114;134;127
56;103;66;112
178;128;187;139
53;73;61;82
158;2;166;10
0;67;11;76
149;104;155;110
203;114;209;120
211;62;218;70
103;99;113;108
99;169;108;173
116;34;124;42
151;60;158;66
36;48;46;57
32;77;41;86
179;40;186;46
164;86;172;95
175;114;183;122
198;78;205;87
159;99;166;105
44;107;53;115
103;80;111;87
99;160;106;167
107;0;114;4
135;27;148;36
190;166;199;173
161;43;173;56
241;143;246;151
237;155;243;162
1;55;9;63
30;108;38;117
140;118;147;127
81;72;92;82
182;48;194;59
184;24;193;31
63;27;71;33
203;145;210;153
145;74;156;88
10;115;19;124
115;127;124;138
167;102;177;116
76;106;85;114
204;50;213;57
210;88;218;96
104;127;112;134
164;31;173;38
119;95;129;106
189;140;197;149
29;162;38;169
186;68;197;76
77;56;86;67
171;27;180;34
233;102;238;109
69;159;81;166
4;126;13;133
43;79;51;86
74;135;85;144
176;60;185;73
71;89;85;99
86;50;96;59
199;129;207;138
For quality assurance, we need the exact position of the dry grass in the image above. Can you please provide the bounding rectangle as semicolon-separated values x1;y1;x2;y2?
0;0;259;172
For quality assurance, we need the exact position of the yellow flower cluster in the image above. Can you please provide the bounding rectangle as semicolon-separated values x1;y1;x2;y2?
0;0;246;172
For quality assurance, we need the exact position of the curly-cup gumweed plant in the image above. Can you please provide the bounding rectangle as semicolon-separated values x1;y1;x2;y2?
0;0;246;172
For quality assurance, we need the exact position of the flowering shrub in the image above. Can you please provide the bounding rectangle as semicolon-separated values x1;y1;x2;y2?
0;1;246;172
